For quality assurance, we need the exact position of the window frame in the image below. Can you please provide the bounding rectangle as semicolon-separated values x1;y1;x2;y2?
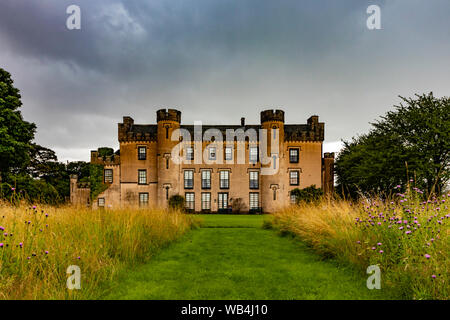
139;192;149;207
225;147;233;161
138;169;147;185
104;169;113;184
249;146;258;163
185;192;195;210
249;171;259;189
289;170;299;186
219;170;230;189
186;147;194;161
290;193;297;204
201;170;211;189
289;148;299;163
249;192;259;210
138;146;147;160
184;170;194;189
98;197;105;207
201;192;211;210
218;192;229;210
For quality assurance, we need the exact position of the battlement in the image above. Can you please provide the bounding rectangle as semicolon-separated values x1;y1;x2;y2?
324;152;335;159
157;109;181;123
260;109;285;123
90;148;120;165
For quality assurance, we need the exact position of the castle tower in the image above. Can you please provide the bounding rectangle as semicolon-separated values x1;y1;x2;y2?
260;109;285;212
156;109;181;207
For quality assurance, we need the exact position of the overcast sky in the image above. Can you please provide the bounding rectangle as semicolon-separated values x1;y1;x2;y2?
1;0;449;162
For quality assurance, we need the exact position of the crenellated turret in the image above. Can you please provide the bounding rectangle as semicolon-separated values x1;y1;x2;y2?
260;109;285;213
157;109;181;123
260;109;285;124
156;109;182;207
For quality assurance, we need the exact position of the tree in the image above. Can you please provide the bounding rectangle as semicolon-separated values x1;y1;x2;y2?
336;93;449;197
0;68;36;179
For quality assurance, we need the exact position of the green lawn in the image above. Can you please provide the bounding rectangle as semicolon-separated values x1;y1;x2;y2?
103;214;390;299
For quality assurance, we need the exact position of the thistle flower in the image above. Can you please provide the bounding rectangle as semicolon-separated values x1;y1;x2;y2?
424;254;431;259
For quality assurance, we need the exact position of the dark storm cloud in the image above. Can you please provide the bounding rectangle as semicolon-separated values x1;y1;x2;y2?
0;0;449;161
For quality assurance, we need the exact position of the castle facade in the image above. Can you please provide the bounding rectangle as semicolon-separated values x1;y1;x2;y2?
70;109;334;213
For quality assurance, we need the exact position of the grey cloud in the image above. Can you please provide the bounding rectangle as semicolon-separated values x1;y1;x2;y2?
0;0;449;161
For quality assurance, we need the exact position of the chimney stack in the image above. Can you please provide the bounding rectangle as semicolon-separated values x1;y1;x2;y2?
241;117;245;126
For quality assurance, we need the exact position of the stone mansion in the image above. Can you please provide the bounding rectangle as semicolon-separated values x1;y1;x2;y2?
70;109;334;213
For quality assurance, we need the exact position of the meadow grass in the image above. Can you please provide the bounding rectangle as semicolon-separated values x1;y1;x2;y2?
0;203;195;299
268;191;449;300
105;214;387;300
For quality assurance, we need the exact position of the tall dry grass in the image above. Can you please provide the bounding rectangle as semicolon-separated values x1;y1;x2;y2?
269;192;449;299
0;203;195;299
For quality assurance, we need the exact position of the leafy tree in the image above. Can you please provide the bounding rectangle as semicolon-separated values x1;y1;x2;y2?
86;163;108;201
0;68;106;204
97;147;114;159
336;93;449;197
0;68;36;179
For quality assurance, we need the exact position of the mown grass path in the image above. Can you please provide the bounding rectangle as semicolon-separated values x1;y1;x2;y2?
104;215;388;299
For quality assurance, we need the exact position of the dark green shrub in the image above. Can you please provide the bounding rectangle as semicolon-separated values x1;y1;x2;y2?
169;194;185;211
290;185;323;204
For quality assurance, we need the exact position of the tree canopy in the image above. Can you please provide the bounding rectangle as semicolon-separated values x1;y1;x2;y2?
336;93;449;197
0;68;36;176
